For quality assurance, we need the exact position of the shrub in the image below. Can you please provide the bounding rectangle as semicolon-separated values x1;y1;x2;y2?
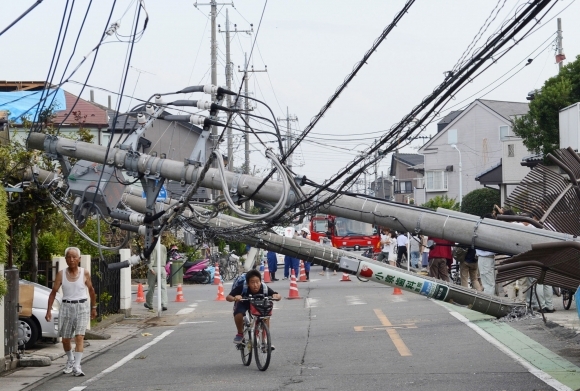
460;188;500;217
421;195;459;211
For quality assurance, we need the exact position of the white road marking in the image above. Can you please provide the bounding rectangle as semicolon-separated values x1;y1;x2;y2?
448;311;573;391
307;279;321;282
188;303;198;307
176;308;195;315
306;298;319;308
195;300;207;302
70;330;174;391
179;321;216;324
390;297;407;303
346;295;366;305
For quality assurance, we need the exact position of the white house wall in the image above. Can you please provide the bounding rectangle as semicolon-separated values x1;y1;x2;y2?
422;103;507;204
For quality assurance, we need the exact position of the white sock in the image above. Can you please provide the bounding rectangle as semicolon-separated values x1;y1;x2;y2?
65;350;74;361
74;352;83;368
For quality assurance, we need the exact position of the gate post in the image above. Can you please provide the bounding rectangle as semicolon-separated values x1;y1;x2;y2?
119;249;132;316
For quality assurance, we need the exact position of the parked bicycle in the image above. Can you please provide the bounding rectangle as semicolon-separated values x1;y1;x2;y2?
561;288;576;310
210;250;240;281
237;295;279;371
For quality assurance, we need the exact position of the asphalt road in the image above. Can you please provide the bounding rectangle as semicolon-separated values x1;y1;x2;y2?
34;267;580;391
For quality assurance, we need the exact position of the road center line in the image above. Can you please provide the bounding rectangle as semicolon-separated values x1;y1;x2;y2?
447;311;573;391
374;309;412;357
69;330;174;391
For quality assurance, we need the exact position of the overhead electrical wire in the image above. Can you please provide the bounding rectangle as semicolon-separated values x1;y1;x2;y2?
0;0;44;37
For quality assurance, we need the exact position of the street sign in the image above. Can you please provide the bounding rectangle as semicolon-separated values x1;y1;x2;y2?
142;184;167;202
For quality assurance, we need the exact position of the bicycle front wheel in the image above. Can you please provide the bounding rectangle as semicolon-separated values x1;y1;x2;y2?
240;320;253;366
253;319;271;371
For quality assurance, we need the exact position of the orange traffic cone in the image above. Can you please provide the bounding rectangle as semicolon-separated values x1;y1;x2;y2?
298;261;307;282
393;287;403;295
340;273;352;282
263;261;271;283
213;263;222;285
174;284;187;302
286;274;302;299
135;283;145;303
215;279;226;301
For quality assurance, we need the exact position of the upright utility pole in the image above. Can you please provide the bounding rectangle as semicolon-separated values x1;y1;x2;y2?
219;12;253;171
194;1;233;151
238;53;267;176
224;9;233;170
277;107;298;171
556;18;565;71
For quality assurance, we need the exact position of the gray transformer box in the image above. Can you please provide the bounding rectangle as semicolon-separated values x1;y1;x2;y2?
68;160;126;213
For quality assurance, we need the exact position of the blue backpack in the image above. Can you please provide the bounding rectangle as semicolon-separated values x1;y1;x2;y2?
232;273;268;296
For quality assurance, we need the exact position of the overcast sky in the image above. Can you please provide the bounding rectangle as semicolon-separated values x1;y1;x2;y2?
3;0;579;185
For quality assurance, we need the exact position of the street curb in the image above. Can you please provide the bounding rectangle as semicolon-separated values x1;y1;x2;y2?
92;313;126;330
19;326;144;391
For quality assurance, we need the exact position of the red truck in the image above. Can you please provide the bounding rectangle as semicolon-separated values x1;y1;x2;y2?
309;214;380;252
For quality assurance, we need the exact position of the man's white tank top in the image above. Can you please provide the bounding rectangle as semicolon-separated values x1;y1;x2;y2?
61;267;87;301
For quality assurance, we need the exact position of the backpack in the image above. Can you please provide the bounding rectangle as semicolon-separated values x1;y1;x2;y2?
232;273;268;296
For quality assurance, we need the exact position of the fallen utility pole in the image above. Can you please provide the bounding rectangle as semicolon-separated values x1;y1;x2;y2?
22;165;526;318
27;133;576;257
122;189;525;318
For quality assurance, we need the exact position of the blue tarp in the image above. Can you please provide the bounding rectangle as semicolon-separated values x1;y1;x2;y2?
0;89;66;124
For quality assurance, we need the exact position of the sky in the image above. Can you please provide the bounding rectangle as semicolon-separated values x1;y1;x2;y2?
2;0;580;187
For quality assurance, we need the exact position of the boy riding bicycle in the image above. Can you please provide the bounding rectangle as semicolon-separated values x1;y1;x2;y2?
226;269;281;345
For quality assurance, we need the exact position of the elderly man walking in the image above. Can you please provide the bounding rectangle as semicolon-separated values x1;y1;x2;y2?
46;247;96;377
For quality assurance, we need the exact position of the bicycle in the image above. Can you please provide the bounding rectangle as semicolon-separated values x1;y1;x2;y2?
213;250;240;282
237;295;279;371
562;288;576;310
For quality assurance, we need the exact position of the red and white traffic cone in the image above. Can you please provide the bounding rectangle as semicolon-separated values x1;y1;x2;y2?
393;287;403;295
298;260;307;282
340;273;352;282
135;283;145;302
263;261;271;283
286;275;302;299
215;279;226;301
174;284;187;302
213;263;221;285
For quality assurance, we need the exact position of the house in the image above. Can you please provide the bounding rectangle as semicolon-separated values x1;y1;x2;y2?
369;175;393;200
418;99;530;205
389;153;424;203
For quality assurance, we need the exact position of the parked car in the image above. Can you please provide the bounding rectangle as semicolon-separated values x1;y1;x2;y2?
18;279;62;349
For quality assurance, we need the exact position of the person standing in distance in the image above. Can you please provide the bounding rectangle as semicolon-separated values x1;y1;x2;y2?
145;239;168;311
396;232;409;268
377;228;391;264
46;247;96;377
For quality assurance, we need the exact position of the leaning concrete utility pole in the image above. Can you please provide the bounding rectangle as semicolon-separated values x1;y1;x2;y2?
113;187;525;319
26;133;578;256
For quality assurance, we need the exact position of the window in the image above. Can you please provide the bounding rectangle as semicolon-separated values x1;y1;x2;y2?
500;125;513;141
394;180;413;194
425;171;448;192
508;144;515;157
448;129;457;144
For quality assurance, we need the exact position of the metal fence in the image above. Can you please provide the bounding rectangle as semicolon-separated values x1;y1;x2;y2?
91;254;121;317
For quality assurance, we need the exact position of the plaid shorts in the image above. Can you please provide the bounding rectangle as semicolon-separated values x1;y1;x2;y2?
58;302;90;339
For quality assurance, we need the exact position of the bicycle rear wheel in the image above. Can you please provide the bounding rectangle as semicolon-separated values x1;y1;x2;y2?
563;289;573;310
240;319;253;366
253;319;271;371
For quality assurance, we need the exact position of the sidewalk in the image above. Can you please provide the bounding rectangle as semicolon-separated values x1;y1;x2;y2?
0;283;161;391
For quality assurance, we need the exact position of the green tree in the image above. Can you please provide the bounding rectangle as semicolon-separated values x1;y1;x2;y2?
421;195;459;211
513;55;580;157
460;188;500;217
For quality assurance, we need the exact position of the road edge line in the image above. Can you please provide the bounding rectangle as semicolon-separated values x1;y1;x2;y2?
448;311;573;391
73;330;174;390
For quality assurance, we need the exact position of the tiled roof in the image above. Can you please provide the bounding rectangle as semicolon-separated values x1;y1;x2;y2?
394;153;424;167
478;99;529;120
52;91;109;127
